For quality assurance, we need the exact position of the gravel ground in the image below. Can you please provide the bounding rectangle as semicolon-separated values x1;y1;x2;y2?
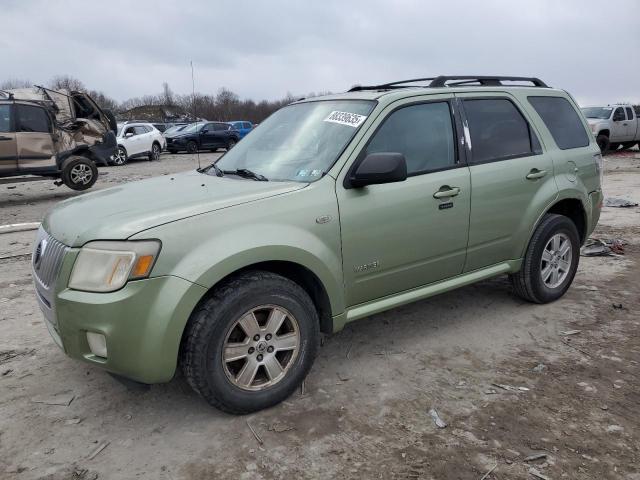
0;150;639;480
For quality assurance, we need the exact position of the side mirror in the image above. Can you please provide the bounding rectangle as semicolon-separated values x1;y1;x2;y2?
124;132;134;138
348;152;407;188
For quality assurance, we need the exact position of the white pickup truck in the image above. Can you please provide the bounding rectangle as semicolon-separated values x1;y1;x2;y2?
581;104;640;153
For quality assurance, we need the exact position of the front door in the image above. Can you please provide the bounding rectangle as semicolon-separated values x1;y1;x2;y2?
338;96;471;306
15;103;56;171
0;103;17;174
455;93;557;271
611;107;628;141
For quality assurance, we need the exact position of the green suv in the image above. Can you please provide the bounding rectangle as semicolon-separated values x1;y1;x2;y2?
33;76;603;413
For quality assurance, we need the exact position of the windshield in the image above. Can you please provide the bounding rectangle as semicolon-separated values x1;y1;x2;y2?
182;122;205;133
165;125;186;134
581;107;613;119
212;100;375;182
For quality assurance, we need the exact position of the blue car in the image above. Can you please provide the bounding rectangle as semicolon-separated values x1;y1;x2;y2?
227;121;253;139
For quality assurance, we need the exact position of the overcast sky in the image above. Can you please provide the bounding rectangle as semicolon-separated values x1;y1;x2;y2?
1;0;638;105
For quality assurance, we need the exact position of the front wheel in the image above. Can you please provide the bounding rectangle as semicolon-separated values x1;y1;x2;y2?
112;146;128;166
226;139;237;150
596;134;610;154
186;141;198;154
149;143;161;161
510;214;580;304
61;156;98;191
181;271;320;414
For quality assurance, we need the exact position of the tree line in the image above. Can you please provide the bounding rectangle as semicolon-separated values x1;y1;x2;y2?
0;75;321;124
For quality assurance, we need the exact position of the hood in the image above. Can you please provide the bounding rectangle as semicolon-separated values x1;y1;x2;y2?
43;170;306;247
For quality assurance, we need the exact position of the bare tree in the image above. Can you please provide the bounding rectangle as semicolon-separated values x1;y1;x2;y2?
0;78;33;90
48;75;86;92
162;82;174;106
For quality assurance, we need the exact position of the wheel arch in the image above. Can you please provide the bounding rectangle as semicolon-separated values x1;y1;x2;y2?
597;129;610;138
545;198;587;244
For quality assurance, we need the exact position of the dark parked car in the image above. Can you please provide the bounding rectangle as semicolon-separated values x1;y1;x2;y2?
227;120;254;138
165;121;240;153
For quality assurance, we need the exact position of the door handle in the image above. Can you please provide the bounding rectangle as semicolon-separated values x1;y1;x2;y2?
526;169;547;180
0;136;12;141
433;186;460;199
623;122;628;126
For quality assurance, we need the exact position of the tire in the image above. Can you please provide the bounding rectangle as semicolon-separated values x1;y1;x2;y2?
149;142;161;161
609;142;620;152
186;141;198;154
510;214;580;304
596;135;610;154
227;138;237;150
61;156;98;191
181;271;320;414
112;146;128;166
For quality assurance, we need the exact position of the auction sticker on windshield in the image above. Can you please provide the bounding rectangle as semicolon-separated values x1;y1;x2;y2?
324;111;367;128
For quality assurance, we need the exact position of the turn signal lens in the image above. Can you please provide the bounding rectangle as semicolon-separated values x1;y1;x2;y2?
132;255;154;278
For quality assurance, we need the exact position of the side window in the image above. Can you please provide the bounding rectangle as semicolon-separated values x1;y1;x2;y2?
528;96;590;150
16;105;50;133
243;122;252;129
625;107;634;120
213;123;227;131
463;98;534;163
0;105;11;133
613;107;625;122
134;126;147;135
124;126;136;136
365;102;456;174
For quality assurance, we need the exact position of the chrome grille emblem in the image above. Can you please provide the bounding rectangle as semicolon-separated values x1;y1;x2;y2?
34;238;47;268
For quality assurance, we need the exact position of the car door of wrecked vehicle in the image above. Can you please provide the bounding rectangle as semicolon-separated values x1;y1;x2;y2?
0;103;17;174
15;103;56;172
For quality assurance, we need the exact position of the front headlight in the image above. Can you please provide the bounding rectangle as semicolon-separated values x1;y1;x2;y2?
69;240;161;292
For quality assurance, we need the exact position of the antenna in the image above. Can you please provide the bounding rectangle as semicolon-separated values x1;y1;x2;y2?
191;60;201;169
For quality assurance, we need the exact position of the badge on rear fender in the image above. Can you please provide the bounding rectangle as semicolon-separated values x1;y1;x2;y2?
324;111;367;128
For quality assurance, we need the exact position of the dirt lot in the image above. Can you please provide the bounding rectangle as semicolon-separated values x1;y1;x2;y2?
1;151;639;480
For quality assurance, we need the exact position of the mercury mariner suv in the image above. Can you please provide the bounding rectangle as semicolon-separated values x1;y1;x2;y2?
32;76;603;413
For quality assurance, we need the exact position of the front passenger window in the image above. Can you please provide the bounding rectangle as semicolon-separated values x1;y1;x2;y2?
365;102;456;174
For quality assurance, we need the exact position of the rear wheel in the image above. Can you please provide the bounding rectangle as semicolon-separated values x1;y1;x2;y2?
186;141;198;154
181;271;320;414
227;139;237;150
510;214;580;304
149;142;161;161
596;134;610;154
61;156;98;191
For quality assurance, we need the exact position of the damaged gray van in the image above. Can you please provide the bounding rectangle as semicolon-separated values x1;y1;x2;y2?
0;86;117;190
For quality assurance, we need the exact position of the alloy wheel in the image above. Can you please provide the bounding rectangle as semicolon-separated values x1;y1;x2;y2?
222;305;300;391
540;233;572;289
151;144;160;161
113;148;127;165
70;164;93;186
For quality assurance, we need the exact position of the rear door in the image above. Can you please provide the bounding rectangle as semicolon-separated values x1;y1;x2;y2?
15;104;56;171
0;103;17;174
455;93;557;271
624;107;637;140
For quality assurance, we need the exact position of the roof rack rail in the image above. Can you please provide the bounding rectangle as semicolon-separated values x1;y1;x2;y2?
348;75;548;92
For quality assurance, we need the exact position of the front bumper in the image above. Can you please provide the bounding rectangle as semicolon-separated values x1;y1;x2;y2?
34;238;207;384
89;131;117;166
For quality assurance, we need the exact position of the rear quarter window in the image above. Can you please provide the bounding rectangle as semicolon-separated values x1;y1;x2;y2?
528;96;590;150
0;105;11;132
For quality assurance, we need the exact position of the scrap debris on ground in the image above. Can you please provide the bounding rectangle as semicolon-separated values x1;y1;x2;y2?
0;151;638;479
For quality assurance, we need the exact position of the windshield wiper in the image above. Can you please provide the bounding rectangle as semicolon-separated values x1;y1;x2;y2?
223;168;268;181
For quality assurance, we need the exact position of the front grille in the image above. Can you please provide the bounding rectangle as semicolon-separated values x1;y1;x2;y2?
32;227;68;291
